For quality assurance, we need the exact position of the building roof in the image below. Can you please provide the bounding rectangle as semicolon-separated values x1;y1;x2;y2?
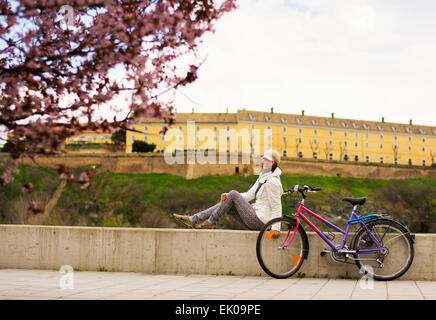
141;112;238;124
237;109;436;136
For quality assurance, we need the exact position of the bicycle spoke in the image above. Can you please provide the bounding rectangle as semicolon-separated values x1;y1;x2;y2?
383;233;407;246
378;223;392;244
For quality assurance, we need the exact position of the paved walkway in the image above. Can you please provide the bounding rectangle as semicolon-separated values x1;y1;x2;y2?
0;269;435;300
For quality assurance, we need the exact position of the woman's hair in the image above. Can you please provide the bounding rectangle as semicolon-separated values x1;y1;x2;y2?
272;161;279;172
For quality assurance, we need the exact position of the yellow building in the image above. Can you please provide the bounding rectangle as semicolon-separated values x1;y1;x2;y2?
126;109;436;167
65;129;113;144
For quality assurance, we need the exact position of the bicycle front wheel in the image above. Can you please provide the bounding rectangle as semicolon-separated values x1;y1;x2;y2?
351;218;414;281
256;216;308;279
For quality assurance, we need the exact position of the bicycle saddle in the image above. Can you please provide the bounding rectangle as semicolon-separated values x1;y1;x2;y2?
342;197;367;206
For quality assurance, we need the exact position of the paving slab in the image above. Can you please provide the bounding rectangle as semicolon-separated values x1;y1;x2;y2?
0;269;435;300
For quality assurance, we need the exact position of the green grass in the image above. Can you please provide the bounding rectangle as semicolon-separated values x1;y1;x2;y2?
1;164;435;232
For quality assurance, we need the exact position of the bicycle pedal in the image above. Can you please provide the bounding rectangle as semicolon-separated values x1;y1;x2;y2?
320;249;330;256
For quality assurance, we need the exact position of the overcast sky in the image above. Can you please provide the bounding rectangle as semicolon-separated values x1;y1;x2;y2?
171;0;436;127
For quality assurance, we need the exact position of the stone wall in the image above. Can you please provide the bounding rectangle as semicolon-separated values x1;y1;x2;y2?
1;153;434;180
0;225;433;280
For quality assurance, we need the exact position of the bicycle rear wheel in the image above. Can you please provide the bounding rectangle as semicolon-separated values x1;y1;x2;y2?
351;218;414;281
256;216;308;279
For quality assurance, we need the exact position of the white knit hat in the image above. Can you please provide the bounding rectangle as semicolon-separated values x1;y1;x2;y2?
263;149;280;163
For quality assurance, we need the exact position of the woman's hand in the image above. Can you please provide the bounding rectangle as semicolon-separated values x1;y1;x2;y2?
220;193;227;202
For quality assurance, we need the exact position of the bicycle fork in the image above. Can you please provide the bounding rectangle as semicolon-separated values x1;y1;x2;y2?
278;216;301;249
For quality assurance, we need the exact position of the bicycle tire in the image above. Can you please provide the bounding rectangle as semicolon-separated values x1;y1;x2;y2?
256;216;308;279
351;218;414;281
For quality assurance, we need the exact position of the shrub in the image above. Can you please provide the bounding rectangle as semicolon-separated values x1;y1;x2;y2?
132;141;156;153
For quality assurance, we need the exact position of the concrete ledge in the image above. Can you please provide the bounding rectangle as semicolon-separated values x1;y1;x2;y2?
0;225;434;280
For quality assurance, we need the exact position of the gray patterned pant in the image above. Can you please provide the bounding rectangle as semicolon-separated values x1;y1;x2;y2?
191;190;264;230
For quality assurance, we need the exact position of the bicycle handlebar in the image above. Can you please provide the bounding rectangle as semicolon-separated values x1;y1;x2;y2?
283;185;322;196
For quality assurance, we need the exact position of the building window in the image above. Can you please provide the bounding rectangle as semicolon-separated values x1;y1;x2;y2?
329;140;333;146
344;141;348;147
422;160;426;166
283;137;287;142
314;129;318;135
394;145;398;150
178;135;183;141
298;138;302;143
267;126;271;130
380;134;384;140
329;153;333;160
213;136;217;141
162;136;165;141
365;142;369;148
344;154;349;161
354;155;359;162
354;142;358;147
394;135;398;141
313;152;318;159
226;136;230;141
283;127;287;133
144;136;148;141
226;125;230;131
298;128;302;134
409;136;412;142
213;126;217;132
178;126;182;131
329;130;333;136
344;131;348;137
313;139;318;145
132;135;135;141
380;157;384;164
283;150;287;157
380;143;383;149
298;151;303;158
423;138;426;143
144;125;148;131
422;147;426;152
408;158;412;166
409;146;412;151
355;132;358;138
394;158;399;165
365;155;370;163
251;124;255;130
365;133;369;139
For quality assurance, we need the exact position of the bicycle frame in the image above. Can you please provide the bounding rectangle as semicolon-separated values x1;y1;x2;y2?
281;201;386;255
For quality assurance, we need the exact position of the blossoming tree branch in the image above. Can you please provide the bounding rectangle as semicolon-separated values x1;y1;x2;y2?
0;0;236;212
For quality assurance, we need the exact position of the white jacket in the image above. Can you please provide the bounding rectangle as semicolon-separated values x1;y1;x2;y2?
240;167;283;231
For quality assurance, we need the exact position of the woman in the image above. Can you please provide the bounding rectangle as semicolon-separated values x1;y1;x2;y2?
173;149;283;237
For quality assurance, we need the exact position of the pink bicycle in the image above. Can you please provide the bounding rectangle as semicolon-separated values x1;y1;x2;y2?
256;185;415;281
